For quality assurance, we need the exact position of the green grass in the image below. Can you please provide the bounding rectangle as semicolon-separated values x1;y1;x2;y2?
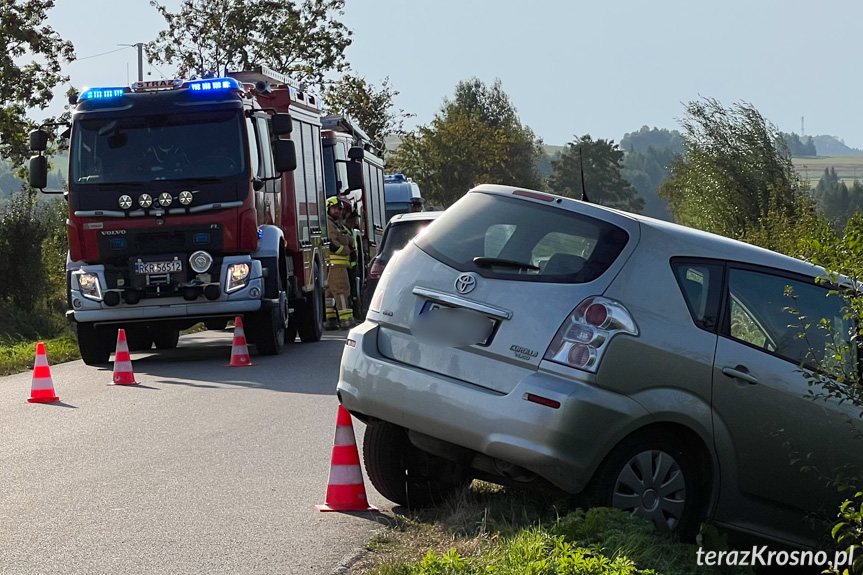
352;484;754;575
0;332;80;376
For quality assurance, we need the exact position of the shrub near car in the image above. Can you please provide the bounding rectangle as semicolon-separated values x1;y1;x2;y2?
337;184;862;548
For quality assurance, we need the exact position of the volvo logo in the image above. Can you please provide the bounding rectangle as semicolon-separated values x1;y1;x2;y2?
455;274;477;294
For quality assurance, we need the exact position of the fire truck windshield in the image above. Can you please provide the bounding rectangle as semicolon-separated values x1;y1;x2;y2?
71;110;246;185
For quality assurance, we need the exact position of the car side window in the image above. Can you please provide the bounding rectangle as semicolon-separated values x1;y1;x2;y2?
724;268;856;375
672;261;722;331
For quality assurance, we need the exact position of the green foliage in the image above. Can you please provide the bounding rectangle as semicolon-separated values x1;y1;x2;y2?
323;74;414;153
375;508;754;575
780;132;817;157
622;146;678;221
0;0;75;167
387;78;543;207
0;191;67;339
658;97;813;243
620;126;685;155
0;331;77;376
548;135;644;213
147;0;352;85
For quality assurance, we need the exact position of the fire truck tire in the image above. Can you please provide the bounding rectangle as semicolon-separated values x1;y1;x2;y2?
253;300;286;355
152;327;180;350
125;326;153;351
76;323;112;366
297;263;324;343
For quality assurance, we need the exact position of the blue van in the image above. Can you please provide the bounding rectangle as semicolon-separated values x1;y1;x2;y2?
384;174;422;222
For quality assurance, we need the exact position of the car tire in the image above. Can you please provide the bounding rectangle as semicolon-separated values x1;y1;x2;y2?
588;430;704;539
363;421;467;508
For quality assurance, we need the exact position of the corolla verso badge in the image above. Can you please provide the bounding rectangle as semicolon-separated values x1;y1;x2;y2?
455;274;476;294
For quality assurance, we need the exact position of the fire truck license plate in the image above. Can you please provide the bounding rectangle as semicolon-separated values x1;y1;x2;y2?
135;260;183;274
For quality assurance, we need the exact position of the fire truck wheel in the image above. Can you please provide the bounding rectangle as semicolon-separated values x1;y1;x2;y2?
152;327;180;350
297;263;324;343
254;291;287;356
76;323;112;366
125;326;153;351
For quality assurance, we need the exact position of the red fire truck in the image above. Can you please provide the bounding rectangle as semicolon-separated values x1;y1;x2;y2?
320;114;386;318
28;66;356;365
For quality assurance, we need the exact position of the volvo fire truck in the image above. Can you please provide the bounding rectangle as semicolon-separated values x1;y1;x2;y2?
29;67;343;365
320;114;386;317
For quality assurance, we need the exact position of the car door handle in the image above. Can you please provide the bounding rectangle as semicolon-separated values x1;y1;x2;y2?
722;366;759;385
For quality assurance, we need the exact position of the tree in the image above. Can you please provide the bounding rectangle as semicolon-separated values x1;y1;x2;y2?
622;145;679;221
0;0;75;167
658;97;813;248
620;126;685;155
388;78;543;207
548;135;644;213
779;131;817;157
323;74;413;154
147;0;352;86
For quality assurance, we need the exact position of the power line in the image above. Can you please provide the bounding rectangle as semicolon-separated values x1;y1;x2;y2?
75;46;130;61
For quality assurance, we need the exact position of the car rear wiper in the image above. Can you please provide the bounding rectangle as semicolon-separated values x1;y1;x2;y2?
473;257;540;271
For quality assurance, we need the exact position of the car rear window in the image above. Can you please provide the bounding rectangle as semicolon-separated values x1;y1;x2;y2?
414;192;630;283
380;219;435;259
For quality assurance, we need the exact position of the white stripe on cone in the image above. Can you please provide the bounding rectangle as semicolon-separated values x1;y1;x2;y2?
31;377;54;390
326;464;365;486
334;427;357;446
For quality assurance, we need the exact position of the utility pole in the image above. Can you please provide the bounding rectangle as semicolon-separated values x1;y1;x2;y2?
118;43;145;82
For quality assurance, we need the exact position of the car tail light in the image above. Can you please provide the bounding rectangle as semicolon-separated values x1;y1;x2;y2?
544;296;638;372
368;258;385;280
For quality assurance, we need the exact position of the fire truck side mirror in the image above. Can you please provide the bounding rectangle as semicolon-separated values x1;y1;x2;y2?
346;161;364;192
29;155;48;190
348;146;364;160
29;129;49;152
271;113;293;136
272;139;297;173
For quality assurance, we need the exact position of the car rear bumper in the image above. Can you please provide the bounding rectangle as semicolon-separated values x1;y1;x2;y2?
337;321;650;493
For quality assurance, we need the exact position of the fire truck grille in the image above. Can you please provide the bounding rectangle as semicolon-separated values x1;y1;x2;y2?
134;232;186;253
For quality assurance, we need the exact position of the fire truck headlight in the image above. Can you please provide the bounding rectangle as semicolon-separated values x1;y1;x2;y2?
179;191;193;206
226;263;250;293
190;251;213;274
76;272;103;301
138;194;153;208
158;192;173;207
118;195;133;210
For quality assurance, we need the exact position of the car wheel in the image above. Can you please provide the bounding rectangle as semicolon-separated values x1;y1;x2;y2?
589;431;704;538
363;421;467;508
297;262;324;343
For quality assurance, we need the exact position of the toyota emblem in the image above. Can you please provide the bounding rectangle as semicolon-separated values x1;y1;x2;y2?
455;274;476;294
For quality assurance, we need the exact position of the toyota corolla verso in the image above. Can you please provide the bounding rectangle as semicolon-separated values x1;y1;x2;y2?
337;184;861;548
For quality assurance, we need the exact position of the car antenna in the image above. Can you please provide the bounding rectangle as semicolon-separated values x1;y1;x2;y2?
579;145;590;203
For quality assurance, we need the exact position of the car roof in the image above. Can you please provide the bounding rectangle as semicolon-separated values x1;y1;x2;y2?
387;211;443;225
468;184;827;280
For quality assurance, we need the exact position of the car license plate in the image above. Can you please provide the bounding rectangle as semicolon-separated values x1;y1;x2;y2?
415;301;497;346
135;260;183;274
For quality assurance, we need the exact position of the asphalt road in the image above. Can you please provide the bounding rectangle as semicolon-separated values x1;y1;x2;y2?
0;329;390;575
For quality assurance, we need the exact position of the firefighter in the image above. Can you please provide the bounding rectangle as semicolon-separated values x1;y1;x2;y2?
340;198;361;319
325;196;354;329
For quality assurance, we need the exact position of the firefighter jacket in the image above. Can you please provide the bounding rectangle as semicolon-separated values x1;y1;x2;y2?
327;214;353;266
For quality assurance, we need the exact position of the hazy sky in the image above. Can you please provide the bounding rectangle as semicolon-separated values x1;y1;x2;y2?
44;0;863;149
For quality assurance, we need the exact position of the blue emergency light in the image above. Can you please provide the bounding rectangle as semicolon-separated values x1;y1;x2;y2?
188;78;240;92
79;87;126;101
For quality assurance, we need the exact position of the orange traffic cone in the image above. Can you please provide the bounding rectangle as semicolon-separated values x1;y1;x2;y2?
316;405;377;512
28;342;59;403
110;329;139;385
228;316;252;367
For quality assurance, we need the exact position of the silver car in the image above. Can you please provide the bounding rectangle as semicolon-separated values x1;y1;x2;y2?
337;184;860;548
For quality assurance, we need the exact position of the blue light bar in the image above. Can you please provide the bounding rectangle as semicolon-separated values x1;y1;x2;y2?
80;87;126;101
188;78;240;93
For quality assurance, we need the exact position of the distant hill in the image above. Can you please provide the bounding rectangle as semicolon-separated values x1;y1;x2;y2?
814;135;863;156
